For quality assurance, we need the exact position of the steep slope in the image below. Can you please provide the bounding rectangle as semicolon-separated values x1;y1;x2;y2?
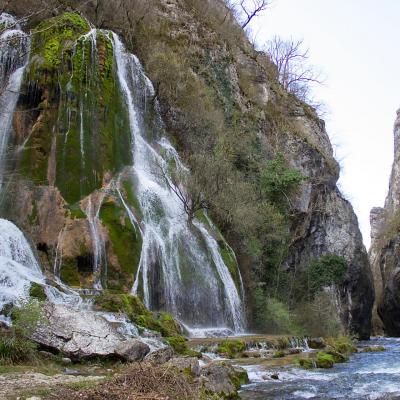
370;109;400;336
0;0;374;338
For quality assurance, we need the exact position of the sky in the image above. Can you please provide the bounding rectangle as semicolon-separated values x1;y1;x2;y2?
250;0;400;247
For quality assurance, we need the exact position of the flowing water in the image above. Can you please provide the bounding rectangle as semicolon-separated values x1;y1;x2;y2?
112;33;245;333
240;338;400;400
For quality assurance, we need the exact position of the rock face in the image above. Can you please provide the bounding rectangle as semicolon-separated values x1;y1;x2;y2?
0;0;374;337
370;109;400;335
32;303;150;360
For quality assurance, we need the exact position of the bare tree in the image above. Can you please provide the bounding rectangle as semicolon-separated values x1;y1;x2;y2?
265;36;322;102
234;0;270;29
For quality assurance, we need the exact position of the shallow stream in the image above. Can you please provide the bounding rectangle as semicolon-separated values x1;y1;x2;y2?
240;338;400;400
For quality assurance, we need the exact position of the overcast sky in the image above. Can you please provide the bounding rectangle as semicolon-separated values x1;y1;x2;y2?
251;0;400;247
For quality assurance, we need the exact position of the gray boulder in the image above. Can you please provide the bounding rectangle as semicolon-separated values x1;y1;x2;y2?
200;362;248;397
115;340;150;362
145;346;175;365
32;303;150;361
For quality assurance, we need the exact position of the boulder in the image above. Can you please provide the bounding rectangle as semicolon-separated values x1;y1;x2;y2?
32;303;150;361
200;361;248;397
115;340;150;362
308;337;326;349
145;346;175;365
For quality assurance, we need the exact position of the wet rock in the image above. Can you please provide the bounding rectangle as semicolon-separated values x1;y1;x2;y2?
167;356;200;377
145;346;175;365
360;345;385;353
270;373;279;380
115;340;150;362
31;303;150;361
308;337;326;349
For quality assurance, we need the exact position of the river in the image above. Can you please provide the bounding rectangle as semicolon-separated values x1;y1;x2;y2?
240;338;400;399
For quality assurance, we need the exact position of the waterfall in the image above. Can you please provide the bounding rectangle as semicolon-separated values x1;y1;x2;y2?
0;14;29;189
112;33;245;333
84;195;108;289
0;13;245;335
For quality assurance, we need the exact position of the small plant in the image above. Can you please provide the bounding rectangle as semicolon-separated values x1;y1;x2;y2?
0;299;46;363
298;358;315;369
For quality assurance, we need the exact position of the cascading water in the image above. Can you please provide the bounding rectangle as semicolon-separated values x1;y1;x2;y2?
84;194;108;289
0;14;83;316
112;33;245;333
0;14;29;189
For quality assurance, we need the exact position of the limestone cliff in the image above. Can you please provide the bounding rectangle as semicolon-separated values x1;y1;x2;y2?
0;0;374;337
370;109;400;336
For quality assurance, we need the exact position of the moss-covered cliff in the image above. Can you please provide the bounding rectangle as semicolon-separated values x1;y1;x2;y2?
0;0;374;338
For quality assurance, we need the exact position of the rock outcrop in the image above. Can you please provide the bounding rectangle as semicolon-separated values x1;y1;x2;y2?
370;109;400;335
32;303;150;360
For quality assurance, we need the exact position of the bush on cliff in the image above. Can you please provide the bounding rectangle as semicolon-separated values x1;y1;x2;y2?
0;300;45;363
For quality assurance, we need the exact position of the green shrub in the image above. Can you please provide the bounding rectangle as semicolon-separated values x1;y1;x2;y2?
0;333;37;363
261;153;305;209
308;255;347;294
1;300;45;364
29;283;47;301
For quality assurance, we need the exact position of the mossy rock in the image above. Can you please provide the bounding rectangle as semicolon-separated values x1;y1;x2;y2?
273;350;285;358
229;367;250;389
166;336;199;356
326;336;357;355
99;200;142;290
216;339;246;359
361;345;385;353
59;260;80;287
315;351;334;368
93;292;182;338
29;283;47;301
299;358;315;369
325;347;348;363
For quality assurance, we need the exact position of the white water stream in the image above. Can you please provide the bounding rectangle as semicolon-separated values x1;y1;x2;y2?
112;33;245;333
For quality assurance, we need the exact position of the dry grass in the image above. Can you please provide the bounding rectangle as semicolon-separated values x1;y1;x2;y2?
43;362;203;400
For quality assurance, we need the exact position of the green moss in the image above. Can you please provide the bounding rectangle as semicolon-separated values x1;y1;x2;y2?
273;350;285;358
165;335;198;356
298;358;315;370
325;348;348;363
315;352;334;369
69;203;86;219
59;260;80;287
229;368;249;389
122;180;143;219
28;200;38;225
29;283;47;301
93;292;182;338
99;200;142;290
326;336;357;355
216;340;246;359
